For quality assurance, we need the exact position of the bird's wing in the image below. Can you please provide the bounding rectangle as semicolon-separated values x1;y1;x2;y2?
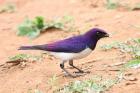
37;36;87;53
19;36;87;53
46;41;86;53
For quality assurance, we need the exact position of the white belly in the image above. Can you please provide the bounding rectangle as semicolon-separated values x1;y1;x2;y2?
50;48;92;61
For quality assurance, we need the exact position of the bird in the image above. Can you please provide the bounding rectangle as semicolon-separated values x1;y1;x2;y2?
19;28;109;77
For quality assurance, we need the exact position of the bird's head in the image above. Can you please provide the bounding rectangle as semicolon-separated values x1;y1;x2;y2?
84;28;109;40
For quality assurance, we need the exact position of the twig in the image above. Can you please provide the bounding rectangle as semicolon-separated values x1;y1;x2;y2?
108;62;126;67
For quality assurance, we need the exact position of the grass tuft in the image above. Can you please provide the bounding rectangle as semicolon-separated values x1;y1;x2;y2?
55;76;118;93
9;54;42;62
125;59;140;69
0;3;16;13
106;0;120;9
47;74;58;87
101;39;140;57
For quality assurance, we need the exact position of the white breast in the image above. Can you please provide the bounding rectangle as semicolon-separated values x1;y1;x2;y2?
50;48;92;61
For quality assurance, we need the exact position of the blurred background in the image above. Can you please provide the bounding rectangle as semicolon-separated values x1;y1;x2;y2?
0;0;140;93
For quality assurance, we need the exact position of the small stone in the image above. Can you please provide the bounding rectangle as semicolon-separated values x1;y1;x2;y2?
20;61;26;68
125;73;133;76
125;82;136;86
124;76;138;81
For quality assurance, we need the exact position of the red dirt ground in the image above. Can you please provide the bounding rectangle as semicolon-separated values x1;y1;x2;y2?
0;0;140;93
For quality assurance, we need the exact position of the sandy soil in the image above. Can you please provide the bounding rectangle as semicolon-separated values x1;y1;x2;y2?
0;0;140;93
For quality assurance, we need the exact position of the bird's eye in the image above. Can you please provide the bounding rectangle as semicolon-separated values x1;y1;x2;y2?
96;32;100;35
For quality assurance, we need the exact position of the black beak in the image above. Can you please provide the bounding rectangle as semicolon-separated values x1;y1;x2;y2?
104;33;109;37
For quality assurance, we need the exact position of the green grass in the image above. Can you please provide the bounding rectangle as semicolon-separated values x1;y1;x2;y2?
55;75;118;93
125;59;140;69
101;39;140;57
106;0;120;9
17;15;75;39
47;74;58;88
28;76;118;93
9;53;42;62
105;0;140;11
100;41;120;50
17;16;45;39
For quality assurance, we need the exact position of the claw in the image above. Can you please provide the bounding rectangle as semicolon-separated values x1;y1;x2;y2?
63;72;77;78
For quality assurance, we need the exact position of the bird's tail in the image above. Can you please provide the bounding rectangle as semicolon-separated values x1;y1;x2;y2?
19;44;47;50
18;46;37;50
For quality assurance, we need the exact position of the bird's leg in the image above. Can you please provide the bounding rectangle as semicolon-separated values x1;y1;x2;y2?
60;61;76;78
69;60;84;73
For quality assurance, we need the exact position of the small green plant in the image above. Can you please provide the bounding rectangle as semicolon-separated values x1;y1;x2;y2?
100;41;120;50
58;79;116;93
0;3;16;13
17;15;75;39
106;0;119;9
17;16;45;39
125;59;140;69
47;74;59;91
33;16;45;29
133;38;140;43
9;54;42;62
47;74;58;86
101;39;140;57
9;54;29;61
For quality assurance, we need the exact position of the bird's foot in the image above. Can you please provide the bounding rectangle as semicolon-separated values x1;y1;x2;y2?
68;67;74;69
73;71;90;77
74;72;86;76
64;74;78;78
63;72;77;78
74;70;84;73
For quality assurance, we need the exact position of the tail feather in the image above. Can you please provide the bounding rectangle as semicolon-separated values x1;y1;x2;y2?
18;44;47;50
18;46;34;50
18;46;36;50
